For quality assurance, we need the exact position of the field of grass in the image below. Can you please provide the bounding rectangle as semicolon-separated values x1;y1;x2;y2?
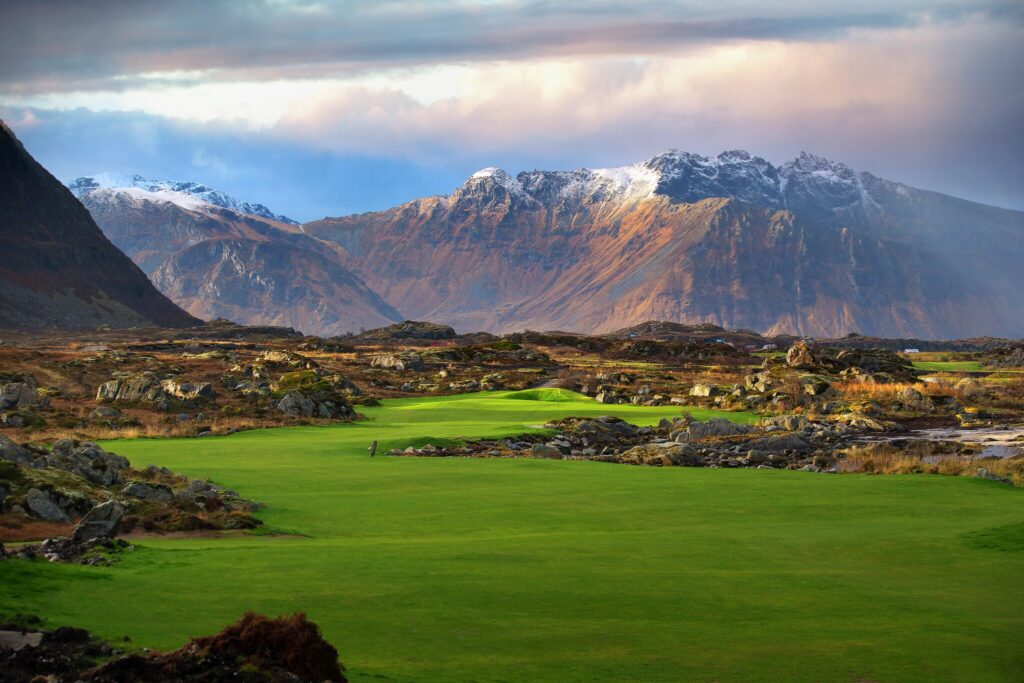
2;390;1023;682
912;359;984;372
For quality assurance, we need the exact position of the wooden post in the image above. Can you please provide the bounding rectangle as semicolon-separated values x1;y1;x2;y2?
369;440;378;457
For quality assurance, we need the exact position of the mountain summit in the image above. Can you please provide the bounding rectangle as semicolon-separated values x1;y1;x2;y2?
305;149;1024;338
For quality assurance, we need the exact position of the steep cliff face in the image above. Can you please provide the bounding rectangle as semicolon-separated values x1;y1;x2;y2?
74;177;402;335
0;121;199;330
306;151;1024;337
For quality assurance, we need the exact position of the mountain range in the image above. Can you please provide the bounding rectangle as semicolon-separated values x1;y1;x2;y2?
306;151;1024;337
69;173;402;334
6;115;1022;338
0;121;198;330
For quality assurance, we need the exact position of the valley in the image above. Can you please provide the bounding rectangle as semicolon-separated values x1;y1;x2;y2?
3;390;1023;683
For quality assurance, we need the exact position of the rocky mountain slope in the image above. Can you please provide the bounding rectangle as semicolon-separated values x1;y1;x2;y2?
73;176;402;335
306;151;1024;337
0;121;199;330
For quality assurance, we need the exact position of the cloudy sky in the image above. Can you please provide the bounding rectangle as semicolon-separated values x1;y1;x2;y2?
2;0;1021;221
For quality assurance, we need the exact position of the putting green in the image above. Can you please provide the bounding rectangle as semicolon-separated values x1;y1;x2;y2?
2;391;1022;682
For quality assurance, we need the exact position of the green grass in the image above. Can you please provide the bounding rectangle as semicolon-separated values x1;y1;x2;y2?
912;360;984;372
2;390;1023;682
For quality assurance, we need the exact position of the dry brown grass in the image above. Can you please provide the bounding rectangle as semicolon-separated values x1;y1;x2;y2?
0;517;74;543
838;446;1024;486
832;380;954;401
20;414;314;444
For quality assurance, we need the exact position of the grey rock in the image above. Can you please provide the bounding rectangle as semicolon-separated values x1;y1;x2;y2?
45;441;131;486
677;418;753;442
72;500;125;542
90;406;123;419
0;382;47;410
277;391;318;417
25;488;70;522
122;481;174;503
0;434;33;467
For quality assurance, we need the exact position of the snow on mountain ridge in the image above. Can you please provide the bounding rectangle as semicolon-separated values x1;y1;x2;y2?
455;149;882;213
67;174;298;225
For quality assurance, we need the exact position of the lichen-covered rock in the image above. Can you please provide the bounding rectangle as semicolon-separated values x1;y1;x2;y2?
799;375;833;397
689;383;722;397
0;382;48;410
897;386;935;412
160;379;215;401
954;377;989;400
96;371;165;402
370;353;425;372
786;341;819;369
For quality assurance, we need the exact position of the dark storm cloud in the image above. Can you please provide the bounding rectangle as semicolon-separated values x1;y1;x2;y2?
0;0;1017;93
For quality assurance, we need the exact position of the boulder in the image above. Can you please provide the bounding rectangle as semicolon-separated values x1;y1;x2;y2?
160;379;214;401
25;488;70;522
258;350;313;367
370;353;425;372
954;377;989;401
676;418;753;442
44;440;131;486
96;372;165;402
897;387;934;412
89;406;123;419
276;391;355;420
762;415;810;432
72;500;124;542
744;371;776;393
799;375;833;397
689;383;721;398
122;481;174;504
0;434;33;467
0;382;48;410
276;391;318;417
530;443;563;459
786;341;818;370
833;349;916;382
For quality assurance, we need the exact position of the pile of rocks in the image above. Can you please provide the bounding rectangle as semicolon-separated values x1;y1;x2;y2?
387;411;901;472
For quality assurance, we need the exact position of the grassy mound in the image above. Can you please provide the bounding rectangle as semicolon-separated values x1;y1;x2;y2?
503;388;579;401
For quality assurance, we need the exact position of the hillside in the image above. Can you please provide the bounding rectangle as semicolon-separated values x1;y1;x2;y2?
0;121;199;330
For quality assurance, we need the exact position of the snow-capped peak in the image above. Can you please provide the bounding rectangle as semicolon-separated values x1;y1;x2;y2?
463;167;529;200
67;174;298;225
